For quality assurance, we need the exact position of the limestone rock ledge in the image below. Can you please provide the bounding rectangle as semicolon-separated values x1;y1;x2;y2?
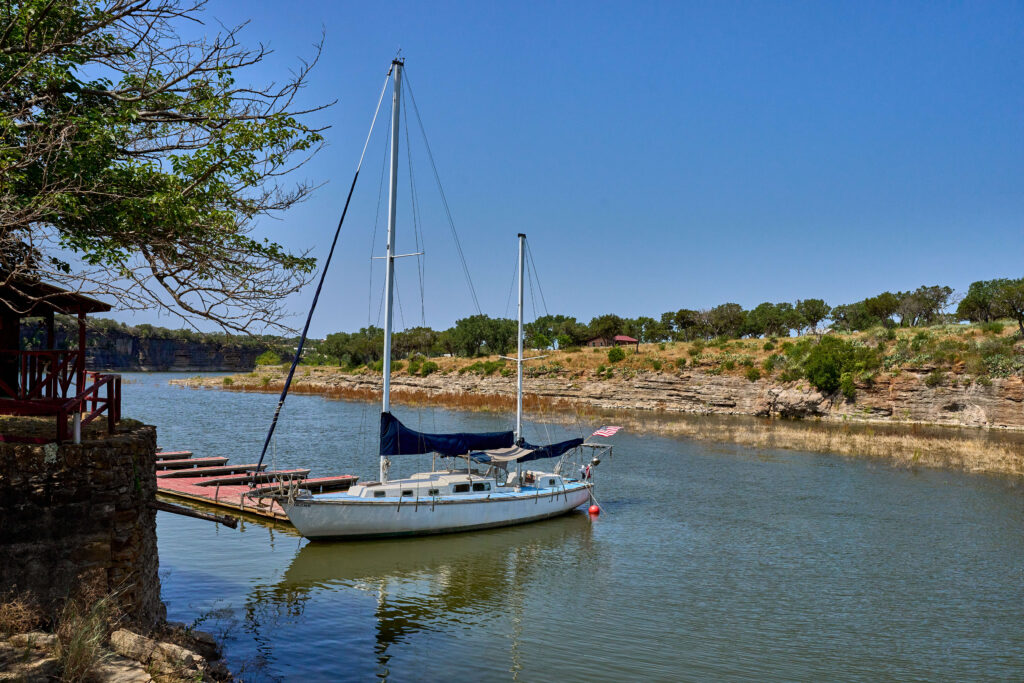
0;627;229;682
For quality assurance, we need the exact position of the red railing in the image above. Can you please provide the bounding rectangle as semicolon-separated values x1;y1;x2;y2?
0;349;81;401
0;351;120;442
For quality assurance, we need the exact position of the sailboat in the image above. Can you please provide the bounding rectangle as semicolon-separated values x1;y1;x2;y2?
278;60;599;540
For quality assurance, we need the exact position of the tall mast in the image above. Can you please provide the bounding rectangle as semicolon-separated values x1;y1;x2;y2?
381;58;403;484
515;233;525;444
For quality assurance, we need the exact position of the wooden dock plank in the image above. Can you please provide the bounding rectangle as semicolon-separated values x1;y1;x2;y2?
157;463;265;479
194;469;311;487
156;457;228;470
155;450;193;460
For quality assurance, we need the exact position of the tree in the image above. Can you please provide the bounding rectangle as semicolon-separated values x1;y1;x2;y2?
957;279;1010;322
1;1;328;331
705;303;746;338
588;314;624;341
994;279;1024;336
795;298;831;334
896;286;953;326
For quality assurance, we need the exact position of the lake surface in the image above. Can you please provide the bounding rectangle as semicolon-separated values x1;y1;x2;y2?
126;373;1024;681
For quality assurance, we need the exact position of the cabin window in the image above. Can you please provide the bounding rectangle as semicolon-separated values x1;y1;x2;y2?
401;490;413;497
453;484;470;493
472;482;490;492
428;488;439;496
548;479;557;487
373;490;386;498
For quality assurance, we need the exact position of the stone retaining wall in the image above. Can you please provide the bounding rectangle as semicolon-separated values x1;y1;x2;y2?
0;425;163;627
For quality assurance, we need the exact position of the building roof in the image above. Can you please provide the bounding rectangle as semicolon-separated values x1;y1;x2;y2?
0;278;113;316
613;335;638;343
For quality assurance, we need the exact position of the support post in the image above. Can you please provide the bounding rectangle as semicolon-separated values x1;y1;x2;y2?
76;311;86;396
73;412;81;444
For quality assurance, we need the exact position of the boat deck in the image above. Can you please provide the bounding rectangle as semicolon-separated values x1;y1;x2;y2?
154;448;358;522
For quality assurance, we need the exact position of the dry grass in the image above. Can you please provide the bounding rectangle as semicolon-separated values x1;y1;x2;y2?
0;591;42;637
610;413;1024;477
54;588;122;682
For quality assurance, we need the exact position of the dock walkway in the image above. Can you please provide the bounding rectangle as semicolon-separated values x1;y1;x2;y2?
154;448;357;522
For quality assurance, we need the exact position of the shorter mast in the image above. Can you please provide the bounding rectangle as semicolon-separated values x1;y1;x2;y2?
515;233;525;444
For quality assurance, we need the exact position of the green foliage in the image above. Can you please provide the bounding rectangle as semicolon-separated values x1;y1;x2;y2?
688;341;705;356
2;1;326;331
607;346;626;363
778;368;803;382
675;358;687;370
839;372;856;400
762;356;777;373
745;367;762;382
980;321;1005;335
391;360;404;372
924;370;946;387
459;360;506;376
721;359;736;371
420;360;439;376
650;359;663;371
222;377;233;386
802;336;883;394
763;340;776;351
255;350;282;366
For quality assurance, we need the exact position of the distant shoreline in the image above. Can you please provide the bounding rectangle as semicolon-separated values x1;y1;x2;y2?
172;366;1024;478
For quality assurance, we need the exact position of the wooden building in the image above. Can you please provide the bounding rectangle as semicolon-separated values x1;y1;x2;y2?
0;278;121;442
585;335;640;351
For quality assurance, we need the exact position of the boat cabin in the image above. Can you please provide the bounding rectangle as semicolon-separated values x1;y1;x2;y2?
342;469;566;499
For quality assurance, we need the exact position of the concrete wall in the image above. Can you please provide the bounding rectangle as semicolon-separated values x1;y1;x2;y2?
0;425;164;627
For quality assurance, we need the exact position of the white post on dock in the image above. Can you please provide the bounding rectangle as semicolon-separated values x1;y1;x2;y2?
73;412;81;445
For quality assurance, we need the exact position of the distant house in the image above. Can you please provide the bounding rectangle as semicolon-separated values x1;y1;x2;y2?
586;335;639;351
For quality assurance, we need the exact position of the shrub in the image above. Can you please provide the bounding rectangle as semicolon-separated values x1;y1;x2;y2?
420;361;439;376
762;356;776;373
255;350;282;366
778;368;803;382
803;336;883;394
222;377;233;386
371;360;384;373
650;359;662;371
562;346;581;353
745;367;762;382
659;342;666;351
924;370;945;387
740;356;754;367
0;592;41;637
407;356;423;374
688;341;705;356
607;347;626;363
392;360;404;372
261;376;271;386
763;340;776;351
980;321;1005;335
675;358;687;370
840;371;856;400
721;359;735;371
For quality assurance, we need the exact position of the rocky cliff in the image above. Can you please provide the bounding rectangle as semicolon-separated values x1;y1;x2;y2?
179;365;1024;431
84;332;267;372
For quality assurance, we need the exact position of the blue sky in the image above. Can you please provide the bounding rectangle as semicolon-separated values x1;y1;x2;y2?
112;1;1024;337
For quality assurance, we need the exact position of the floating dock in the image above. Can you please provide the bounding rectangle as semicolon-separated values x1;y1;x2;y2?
154;448;357;522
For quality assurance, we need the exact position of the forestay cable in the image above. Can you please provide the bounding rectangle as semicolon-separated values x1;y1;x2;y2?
253;70;393;483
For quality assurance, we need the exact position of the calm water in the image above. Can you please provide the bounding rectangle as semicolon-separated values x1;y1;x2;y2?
126;373;1024;681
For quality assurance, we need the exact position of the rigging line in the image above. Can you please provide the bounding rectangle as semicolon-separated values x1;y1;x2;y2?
526;249;539;322
394;269;407;331
503;251;518;319
404;72;482;315
254;69;392;481
402;86;427;326
525;239;549;317
368;94;393;326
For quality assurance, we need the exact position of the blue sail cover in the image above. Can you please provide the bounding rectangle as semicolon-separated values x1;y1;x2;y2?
380;412;514;456
471;437;584;465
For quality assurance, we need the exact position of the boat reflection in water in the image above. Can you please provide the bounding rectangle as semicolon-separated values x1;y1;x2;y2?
243;513;597;678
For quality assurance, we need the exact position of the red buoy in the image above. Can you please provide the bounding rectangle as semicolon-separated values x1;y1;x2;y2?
588;504;601;516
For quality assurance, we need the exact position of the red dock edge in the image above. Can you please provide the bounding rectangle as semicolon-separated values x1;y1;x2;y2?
155;452;357;523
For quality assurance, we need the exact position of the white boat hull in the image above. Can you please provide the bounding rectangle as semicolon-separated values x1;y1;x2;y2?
283;483;593;540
